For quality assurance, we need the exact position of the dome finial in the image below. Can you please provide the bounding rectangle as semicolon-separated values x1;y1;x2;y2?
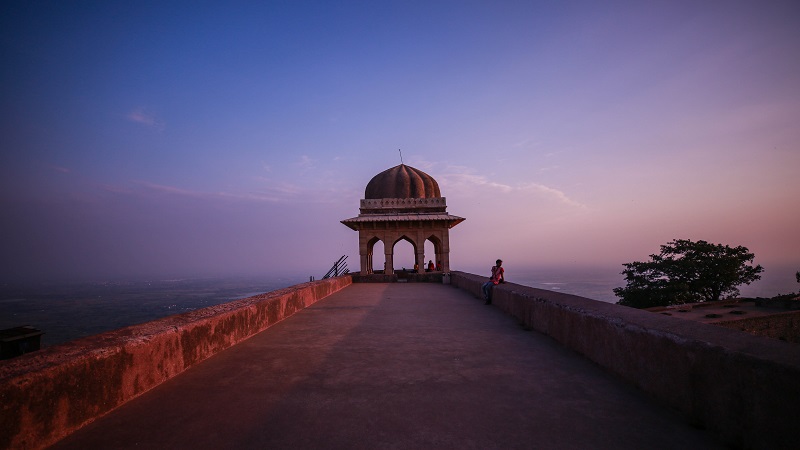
398;148;404;165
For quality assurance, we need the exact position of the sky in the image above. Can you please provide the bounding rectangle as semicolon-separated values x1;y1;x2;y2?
1;1;798;295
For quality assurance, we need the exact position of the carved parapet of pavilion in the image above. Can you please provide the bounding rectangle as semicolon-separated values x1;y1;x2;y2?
359;197;447;215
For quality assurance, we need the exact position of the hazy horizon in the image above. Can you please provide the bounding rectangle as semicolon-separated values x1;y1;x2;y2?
2;2;798;294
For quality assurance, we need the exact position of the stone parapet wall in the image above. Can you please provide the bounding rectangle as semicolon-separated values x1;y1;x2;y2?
449;271;800;450
0;275;353;450
403;272;444;283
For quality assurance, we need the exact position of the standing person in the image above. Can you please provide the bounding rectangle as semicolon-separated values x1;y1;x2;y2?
481;259;504;305
427;260;435;272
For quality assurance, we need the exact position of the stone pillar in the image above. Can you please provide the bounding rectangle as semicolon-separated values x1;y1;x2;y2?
441;231;451;272
360;253;370;275
416;249;425;273
384;250;393;275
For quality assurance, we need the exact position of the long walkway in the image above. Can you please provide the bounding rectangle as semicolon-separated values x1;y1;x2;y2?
52;283;724;449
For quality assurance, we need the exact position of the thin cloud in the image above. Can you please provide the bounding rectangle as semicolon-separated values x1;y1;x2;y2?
136;181;310;203
518;182;586;209
438;165;513;191
126;108;165;130
248;180;304;200
537;165;561;174
137;181;205;198
298;155;315;167
407;158;436;171
440;171;514;193
512;138;542;149
439;165;585;208
217;190;291;203
100;184;134;194
50;165;71;173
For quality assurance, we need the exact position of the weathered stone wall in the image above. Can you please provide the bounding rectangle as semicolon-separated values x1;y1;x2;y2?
450;271;800;450
0;275;352;450
716;310;800;343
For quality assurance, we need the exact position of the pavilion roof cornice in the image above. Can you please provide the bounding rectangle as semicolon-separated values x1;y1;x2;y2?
341;213;465;231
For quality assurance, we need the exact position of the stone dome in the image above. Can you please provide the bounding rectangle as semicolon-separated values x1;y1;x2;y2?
364;164;442;199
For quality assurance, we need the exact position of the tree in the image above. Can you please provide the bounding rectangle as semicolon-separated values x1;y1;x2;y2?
614;239;763;309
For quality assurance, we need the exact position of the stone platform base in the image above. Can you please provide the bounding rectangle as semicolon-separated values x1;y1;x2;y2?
352;272;444;283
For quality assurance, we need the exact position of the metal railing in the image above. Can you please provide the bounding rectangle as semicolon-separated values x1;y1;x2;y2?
322;255;349;279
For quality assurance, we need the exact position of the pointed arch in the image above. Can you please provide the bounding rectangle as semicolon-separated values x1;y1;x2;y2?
424;235;440;271
392;235;418;271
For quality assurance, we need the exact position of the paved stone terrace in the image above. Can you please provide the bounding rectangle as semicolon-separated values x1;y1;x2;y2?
51;283;724;449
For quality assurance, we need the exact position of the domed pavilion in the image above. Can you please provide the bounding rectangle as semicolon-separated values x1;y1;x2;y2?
341;164;465;276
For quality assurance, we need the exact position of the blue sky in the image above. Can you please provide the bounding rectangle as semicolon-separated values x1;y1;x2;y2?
2;1;798;294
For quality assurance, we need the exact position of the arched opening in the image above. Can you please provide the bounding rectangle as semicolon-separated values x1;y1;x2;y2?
368;237;384;274
427;235;444;271
424;239;437;271
392;237;416;272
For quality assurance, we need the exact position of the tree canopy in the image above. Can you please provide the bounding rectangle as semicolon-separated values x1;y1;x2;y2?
614;239;763;309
